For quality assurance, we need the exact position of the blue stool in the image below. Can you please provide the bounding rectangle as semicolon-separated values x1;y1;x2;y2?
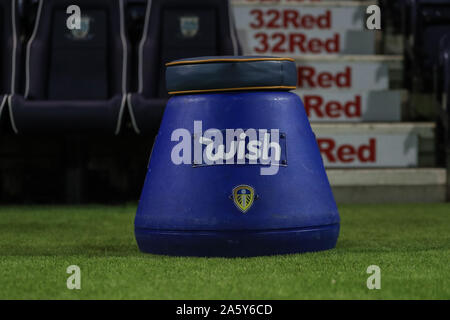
135;56;340;257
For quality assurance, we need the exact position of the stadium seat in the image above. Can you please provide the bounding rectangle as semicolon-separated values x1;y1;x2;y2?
434;35;449;104
405;0;450;91
9;0;130;134
0;96;6;122
127;0;241;135
435;35;450;166
0;0;20;123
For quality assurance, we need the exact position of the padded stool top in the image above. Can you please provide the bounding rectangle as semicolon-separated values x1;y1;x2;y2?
165;56;297;95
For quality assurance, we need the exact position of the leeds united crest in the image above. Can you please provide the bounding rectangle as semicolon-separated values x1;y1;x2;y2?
232;185;255;213
180;16;199;38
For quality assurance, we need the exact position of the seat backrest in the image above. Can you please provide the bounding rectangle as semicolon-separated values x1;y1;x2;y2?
439;36;450;101
0;0;19;95
412;0;450;69
25;0;128;100
137;0;241;99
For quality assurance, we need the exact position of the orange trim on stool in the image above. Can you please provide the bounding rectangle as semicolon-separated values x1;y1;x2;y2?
168;85;297;95
166;57;295;67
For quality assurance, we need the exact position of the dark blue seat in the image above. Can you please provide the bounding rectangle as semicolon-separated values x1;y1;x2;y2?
434;35;449;104
10;0;130;134
0;0;20;123
0;96;6;121
437;36;450;156
406;0;450;91
128;0;241;135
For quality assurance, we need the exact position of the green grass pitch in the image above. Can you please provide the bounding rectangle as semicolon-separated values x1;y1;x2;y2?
0;203;449;299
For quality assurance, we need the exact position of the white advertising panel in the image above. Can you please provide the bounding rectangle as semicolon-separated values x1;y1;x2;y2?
313;134;418;168
295;62;389;91
296;90;402;122
233;5;375;55
233;5;367;31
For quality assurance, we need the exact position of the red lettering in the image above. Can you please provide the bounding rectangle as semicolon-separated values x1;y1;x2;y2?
303;95;324;117
308;38;322;53
289;33;306;52
317;72;333;88
298;67;352;89
325;33;340;53
317;138;377;163
250;9;264;29
337;145;356;163
303;94;362;119
253;32;340;54
283;10;299;28
317;138;336;162
272;33;286;53
298;66;315;87
249;8;332;30
254;33;269;53
336;67;351;88
267;9;281;28
358;138;376;162
318;10;331;29
301;15;315;29
325;101;342;118
345;95;361;117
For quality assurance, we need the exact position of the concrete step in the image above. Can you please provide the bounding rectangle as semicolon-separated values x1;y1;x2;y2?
327;168;447;203
311;122;435;168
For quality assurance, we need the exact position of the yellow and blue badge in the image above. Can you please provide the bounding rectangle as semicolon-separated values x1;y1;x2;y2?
70;16;93;40
232;185;255;213
179;16;199;38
